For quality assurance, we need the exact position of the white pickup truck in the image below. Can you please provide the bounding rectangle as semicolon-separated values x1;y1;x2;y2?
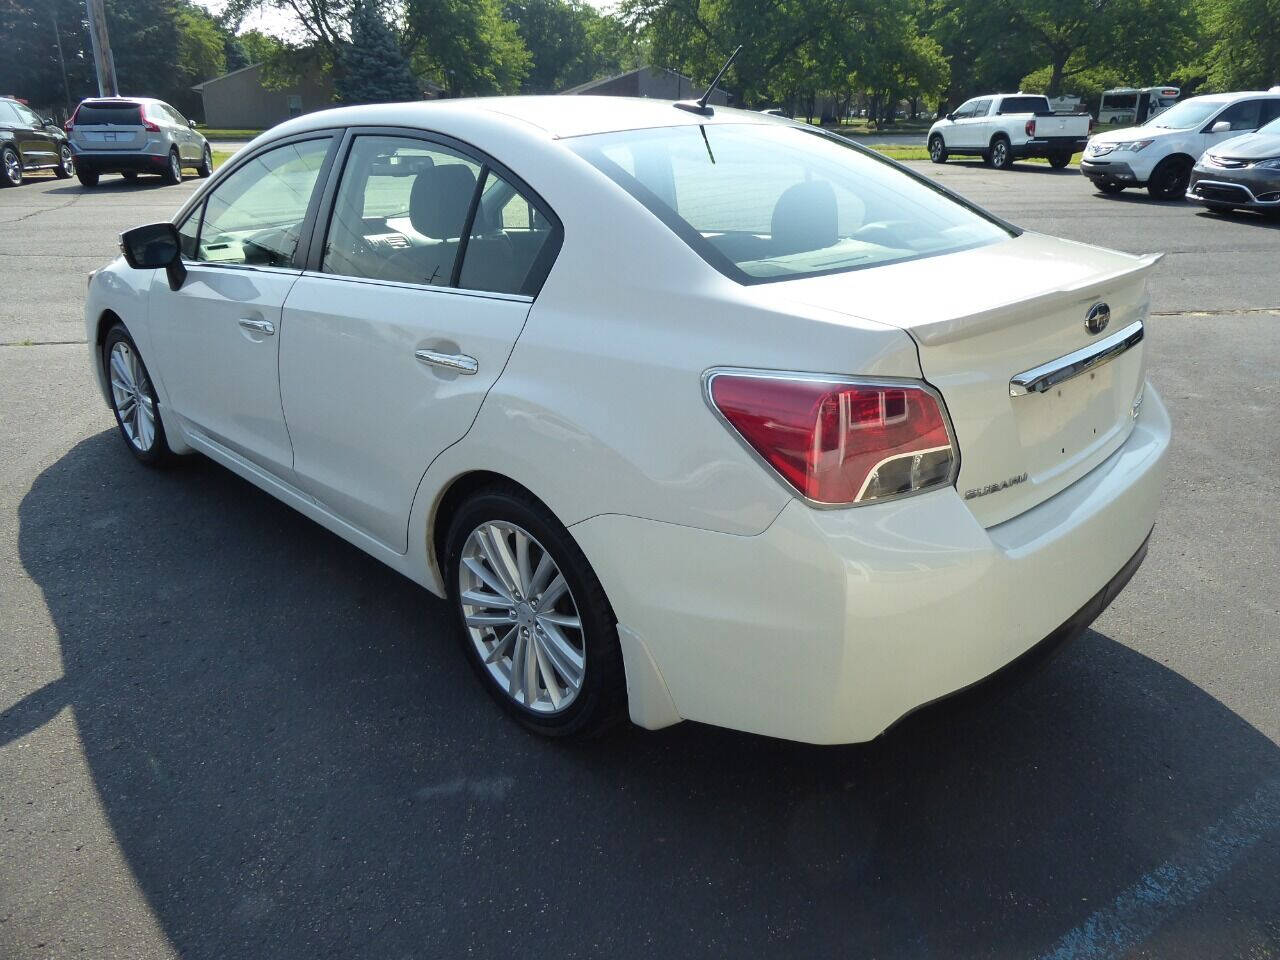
928;94;1092;170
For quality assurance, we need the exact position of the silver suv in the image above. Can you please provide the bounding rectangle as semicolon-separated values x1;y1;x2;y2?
66;97;211;187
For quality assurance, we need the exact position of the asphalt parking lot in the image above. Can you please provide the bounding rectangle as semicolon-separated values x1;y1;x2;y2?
2;162;1278;959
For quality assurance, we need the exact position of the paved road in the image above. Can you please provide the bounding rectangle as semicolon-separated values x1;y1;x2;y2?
2;163;1278;959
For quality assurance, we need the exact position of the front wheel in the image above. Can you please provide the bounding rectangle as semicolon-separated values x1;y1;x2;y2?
444;484;626;738
196;144;213;178
162;149;182;185
1;147;22;187
1048;151;1072;169
103;325;168;465
928;134;947;164
988;136;1014;170
1147;157;1191;200
55;145;74;178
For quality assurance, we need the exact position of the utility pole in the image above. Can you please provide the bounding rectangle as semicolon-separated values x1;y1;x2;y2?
84;0;119;98
50;6;73;114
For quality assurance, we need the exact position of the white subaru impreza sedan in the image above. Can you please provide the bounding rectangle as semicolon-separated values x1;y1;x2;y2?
86;97;1170;744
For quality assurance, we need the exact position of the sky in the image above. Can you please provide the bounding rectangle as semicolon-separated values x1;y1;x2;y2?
193;0;617;40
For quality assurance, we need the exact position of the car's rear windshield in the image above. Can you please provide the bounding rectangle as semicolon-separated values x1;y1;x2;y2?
569;123;1013;284
76;102;143;125
998;96;1049;115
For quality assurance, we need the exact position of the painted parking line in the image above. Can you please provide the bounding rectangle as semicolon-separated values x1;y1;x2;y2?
1040;776;1280;960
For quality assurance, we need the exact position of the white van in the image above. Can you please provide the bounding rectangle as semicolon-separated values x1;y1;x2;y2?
1098;87;1180;128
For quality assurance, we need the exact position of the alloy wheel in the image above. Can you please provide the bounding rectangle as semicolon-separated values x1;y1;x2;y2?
170;152;182;182
108;341;157;452
60;145;74;176
3;148;21;185
458;520;586;714
993;141;1008;167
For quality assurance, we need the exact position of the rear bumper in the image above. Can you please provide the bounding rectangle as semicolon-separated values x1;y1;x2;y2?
572;382;1170;744
1188;167;1280;208
1014;137;1088;158
70;150;169;173
1080;158;1144;185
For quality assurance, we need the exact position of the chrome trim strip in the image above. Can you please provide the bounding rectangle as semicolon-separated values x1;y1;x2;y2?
1189;179;1280;205
1009;320;1144;397
700;366;960;510
415;348;478;375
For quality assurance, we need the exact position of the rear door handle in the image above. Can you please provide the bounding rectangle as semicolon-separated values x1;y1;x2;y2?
238;318;275;336
415;349;478;375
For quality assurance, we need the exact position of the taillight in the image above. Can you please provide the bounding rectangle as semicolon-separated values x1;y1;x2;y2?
142;106;160;132
707;372;957;505
64;105;80;132
1025;118;1036;137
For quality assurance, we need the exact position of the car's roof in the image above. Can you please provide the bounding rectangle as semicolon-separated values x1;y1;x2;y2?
271;95;787;141
1187;91;1280;103
79;97;159;106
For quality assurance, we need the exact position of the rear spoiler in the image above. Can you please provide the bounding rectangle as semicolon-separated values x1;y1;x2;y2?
910;252;1164;347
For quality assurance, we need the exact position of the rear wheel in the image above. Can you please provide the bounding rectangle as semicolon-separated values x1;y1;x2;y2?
928;134;947;164
988;135;1014;170
162;149;182;185
55;145;74;178
444;484;626;738
1097;180;1124;195
1048;151;1072;169
1147;156;1192;200
103;324;168;465
1;147;21;187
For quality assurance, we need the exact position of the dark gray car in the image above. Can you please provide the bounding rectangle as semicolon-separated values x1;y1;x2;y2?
66;97;211;187
1188;118;1280;214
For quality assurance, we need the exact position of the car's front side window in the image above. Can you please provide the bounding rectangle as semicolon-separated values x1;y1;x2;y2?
321;135;481;287
571;123;1012;284
1215;99;1263;131
193;137;331;268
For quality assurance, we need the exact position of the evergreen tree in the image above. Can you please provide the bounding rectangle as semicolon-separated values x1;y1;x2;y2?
336;1;420;104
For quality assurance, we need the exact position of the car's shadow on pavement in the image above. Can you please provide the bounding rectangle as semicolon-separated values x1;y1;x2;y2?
42;178;189;195
12;431;1280;959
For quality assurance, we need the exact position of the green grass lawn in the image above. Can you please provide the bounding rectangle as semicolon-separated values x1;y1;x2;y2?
870;144;1084;166
196;128;265;140
211;149;234;169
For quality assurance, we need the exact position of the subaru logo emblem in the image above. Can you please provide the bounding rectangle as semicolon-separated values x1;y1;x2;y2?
1085;302;1111;335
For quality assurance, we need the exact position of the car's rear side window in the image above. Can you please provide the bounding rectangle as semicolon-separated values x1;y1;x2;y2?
77;103;143;125
458;169;558;296
570;123;1012;284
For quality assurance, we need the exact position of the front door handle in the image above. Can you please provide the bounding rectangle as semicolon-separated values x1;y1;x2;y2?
415;348;478;375
238;318;275;336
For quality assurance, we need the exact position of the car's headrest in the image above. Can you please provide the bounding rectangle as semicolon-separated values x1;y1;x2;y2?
409;163;476;239
771;180;838;256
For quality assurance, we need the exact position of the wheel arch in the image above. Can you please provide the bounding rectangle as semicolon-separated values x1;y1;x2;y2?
989;130;1011;147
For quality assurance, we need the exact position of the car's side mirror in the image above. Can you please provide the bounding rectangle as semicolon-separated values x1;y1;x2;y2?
119;222;187;290
1210;120;1231;134
189;119;196;128
43;117;55;126
946;113;956;122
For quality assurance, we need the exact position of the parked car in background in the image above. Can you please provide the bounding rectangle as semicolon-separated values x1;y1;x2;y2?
65;97;212;187
87;97;1169;744
1081;91;1280;199
1188;114;1280;216
1097;87;1180;128
0;96;74;186
929;94;1091;169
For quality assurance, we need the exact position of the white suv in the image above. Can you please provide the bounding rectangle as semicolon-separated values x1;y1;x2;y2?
1081;91;1280;198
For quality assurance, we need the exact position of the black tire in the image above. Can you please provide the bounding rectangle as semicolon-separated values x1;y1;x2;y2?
928;134;947;164
121;171;138;182
1097;180;1124;195
55;144;74;179
443;483;626;738
988;135;1014;170
77;168;99;187
1;146;22;187
162;149;182;185
1147;156;1192;200
197;144;213;178
1048;151;1072;169
102;324;169;466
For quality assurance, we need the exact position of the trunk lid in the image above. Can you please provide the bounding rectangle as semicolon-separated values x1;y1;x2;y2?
762;233;1158;526
1032;113;1091;138
71;102;149;151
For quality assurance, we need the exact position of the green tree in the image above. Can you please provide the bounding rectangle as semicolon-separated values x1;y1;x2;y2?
1202;0;1280;90
176;3;228;113
405;0;531;95
336;0;420;103
505;0;618;92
